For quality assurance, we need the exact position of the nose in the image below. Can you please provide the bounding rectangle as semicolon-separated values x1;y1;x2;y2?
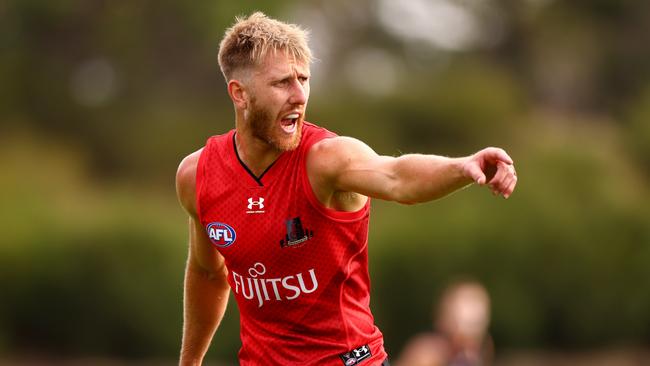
289;80;308;105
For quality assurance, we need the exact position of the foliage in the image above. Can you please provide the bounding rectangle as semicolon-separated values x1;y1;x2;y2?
1;0;649;363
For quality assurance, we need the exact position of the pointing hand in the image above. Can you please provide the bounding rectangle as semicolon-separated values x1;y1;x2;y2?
463;147;517;199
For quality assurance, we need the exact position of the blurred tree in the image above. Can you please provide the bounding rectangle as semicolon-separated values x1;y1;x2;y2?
1;0;649;364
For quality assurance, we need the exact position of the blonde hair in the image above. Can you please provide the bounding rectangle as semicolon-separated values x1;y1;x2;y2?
218;12;313;81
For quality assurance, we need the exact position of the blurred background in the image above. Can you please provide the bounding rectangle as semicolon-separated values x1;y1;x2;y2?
1;0;650;365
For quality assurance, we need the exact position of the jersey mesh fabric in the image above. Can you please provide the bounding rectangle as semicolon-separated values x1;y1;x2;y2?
196;122;387;365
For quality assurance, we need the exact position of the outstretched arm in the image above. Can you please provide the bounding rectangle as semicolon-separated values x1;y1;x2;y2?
308;137;517;207
176;151;230;366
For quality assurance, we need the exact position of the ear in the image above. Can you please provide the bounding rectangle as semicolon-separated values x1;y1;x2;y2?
228;79;249;110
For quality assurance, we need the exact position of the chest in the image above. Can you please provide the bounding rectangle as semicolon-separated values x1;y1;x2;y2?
202;159;323;259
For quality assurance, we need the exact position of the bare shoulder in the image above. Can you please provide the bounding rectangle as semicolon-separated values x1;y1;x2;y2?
311;135;374;155
307;136;377;210
175;148;203;216
308;136;377;177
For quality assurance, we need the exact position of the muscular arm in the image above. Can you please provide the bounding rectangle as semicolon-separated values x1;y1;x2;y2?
176;151;230;366
308;137;516;209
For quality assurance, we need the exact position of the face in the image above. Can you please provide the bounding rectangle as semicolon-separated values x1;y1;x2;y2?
437;285;490;346
244;51;310;152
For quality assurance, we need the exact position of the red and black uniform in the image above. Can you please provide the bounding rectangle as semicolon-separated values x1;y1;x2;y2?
196;122;387;365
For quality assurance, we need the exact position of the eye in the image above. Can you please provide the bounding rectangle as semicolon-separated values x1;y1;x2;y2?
299;76;309;84
274;79;290;87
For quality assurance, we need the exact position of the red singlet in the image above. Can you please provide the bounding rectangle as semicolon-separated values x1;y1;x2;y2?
196;122;387;365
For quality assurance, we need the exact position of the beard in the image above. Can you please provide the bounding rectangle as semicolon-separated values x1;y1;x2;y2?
248;98;302;152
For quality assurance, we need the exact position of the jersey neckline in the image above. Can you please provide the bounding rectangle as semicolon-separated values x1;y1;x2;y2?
232;133;281;186
228;130;288;188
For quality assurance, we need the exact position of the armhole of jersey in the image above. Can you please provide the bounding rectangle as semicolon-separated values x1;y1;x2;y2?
195;143;209;226
301;135;370;223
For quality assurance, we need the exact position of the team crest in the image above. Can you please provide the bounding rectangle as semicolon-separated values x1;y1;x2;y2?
206;222;237;248
280;217;313;248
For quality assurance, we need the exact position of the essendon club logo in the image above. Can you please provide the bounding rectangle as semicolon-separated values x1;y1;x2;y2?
280;217;313;248
206;222;237;248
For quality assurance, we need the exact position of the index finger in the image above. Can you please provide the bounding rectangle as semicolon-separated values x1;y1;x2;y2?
485;147;513;165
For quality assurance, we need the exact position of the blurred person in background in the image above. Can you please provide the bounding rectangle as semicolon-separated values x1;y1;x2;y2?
175;12;516;366
395;280;493;366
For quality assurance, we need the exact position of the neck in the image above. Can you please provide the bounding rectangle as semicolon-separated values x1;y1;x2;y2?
234;123;283;178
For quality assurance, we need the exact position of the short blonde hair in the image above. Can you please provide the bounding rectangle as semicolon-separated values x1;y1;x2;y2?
218;12;313;81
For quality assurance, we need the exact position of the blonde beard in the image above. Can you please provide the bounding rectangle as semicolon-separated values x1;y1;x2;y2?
247;99;302;152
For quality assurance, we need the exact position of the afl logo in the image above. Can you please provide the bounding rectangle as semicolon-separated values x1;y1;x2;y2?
206;222;237;248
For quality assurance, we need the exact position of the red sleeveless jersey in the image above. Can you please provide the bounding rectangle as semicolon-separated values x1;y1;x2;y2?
196;122;387;365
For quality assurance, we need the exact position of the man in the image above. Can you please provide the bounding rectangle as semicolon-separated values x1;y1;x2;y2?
176;12;517;366
395;280;494;366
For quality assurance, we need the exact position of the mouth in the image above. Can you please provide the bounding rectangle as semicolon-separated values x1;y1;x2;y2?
280;113;300;134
